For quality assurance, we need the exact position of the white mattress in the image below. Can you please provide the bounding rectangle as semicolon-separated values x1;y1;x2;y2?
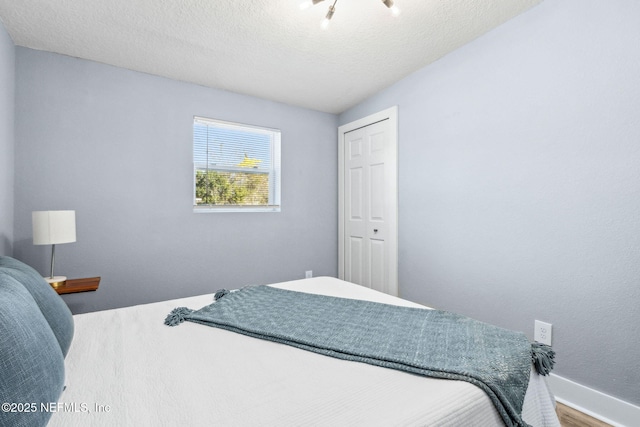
50;277;560;426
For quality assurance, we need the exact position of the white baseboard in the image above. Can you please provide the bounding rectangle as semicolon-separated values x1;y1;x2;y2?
547;374;640;427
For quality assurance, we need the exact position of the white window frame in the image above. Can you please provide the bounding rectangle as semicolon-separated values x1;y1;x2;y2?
193;116;281;213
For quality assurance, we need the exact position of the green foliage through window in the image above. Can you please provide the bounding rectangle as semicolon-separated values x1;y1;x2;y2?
195;170;269;206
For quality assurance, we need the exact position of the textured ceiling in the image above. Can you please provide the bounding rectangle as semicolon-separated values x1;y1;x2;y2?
0;0;542;114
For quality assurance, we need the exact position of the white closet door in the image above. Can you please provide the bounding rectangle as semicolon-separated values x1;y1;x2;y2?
339;107;398;296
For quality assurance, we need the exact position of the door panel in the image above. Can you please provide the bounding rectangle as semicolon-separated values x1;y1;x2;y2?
349;136;363;159
369;239;385;292
369;162;385;221
348;167;363;220
349;237;364;284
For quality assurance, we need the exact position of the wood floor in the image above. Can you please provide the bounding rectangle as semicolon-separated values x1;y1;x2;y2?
556;403;612;427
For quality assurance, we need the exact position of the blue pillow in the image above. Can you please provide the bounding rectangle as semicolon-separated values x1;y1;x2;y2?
0;274;65;427
0;256;74;357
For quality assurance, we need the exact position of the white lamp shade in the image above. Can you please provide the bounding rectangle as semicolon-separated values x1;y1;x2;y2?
32;210;77;245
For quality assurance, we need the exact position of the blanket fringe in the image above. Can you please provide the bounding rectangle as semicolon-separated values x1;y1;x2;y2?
214;289;230;301
164;307;194;326
531;342;555;376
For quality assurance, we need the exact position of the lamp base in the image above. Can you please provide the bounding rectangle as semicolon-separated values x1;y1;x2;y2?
45;276;67;288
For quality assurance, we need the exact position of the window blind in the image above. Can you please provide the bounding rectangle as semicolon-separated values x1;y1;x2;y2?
193;117;280;211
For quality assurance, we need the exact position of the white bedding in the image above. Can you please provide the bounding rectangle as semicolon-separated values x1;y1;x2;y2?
50;277;560;426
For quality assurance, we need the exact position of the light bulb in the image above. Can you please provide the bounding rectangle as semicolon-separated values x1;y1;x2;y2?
321;5;335;29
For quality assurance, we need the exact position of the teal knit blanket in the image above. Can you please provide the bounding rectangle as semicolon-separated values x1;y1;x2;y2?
165;286;554;427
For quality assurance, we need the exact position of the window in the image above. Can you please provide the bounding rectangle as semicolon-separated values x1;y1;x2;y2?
193;117;281;212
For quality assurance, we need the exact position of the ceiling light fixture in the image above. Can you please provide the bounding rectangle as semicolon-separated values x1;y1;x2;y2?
382;0;402;17
301;0;401;29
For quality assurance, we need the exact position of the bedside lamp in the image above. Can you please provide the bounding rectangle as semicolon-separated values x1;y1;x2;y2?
32;210;76;288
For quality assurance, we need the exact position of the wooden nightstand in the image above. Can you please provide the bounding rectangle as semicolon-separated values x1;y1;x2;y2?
52;277;101;295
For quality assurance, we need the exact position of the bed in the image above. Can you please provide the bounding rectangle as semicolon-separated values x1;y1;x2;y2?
0;256;560;426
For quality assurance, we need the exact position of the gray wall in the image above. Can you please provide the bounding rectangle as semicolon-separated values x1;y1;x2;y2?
0;21;14;256
14;48;338;314
340;0;640;406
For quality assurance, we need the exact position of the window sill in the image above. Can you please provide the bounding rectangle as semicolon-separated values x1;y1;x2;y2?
193;206;281;213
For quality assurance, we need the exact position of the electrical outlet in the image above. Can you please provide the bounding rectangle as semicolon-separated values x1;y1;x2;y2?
305;270;313;278
534;320;552;346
